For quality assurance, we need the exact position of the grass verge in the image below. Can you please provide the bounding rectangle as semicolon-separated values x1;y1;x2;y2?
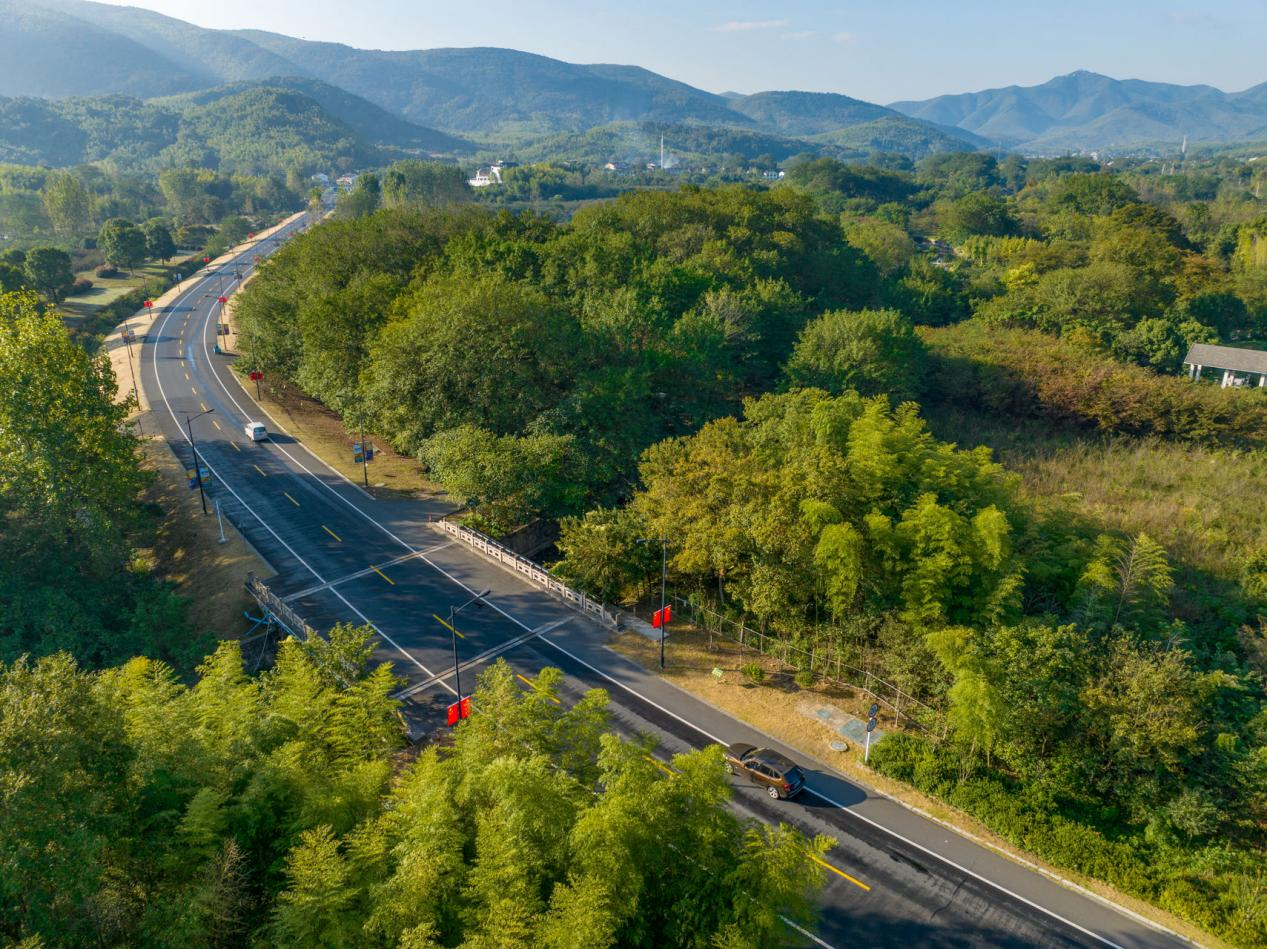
135;438;272;640
609;623;1220;948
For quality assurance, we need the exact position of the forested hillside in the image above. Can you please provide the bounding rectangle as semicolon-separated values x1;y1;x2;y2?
234;150;1267;945
0;86;390;174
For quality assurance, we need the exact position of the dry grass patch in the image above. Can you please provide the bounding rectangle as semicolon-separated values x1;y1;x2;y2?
137;438;271;638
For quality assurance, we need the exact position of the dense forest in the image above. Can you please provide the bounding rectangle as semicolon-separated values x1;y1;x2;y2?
235;152;1267;945
0;287;832;945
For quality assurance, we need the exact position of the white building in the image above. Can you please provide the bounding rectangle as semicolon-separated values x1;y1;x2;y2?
468;164;504;188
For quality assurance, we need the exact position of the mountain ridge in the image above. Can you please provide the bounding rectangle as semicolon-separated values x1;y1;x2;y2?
891;69;1267;152
2;0;980;157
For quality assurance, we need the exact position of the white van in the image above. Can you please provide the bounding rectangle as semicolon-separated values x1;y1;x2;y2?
244;421;268;442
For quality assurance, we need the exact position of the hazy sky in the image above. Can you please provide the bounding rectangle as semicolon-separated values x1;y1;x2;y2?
95;0;1267;103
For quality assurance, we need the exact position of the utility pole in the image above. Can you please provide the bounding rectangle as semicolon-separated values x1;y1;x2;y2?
448;588;491;708
186;408;214;515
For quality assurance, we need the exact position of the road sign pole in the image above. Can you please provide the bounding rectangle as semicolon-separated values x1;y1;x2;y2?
449;604;461;708
659;539;667;669
215;499;226;544
864;729;872;764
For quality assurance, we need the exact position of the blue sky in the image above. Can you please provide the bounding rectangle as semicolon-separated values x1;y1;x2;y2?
102;0;1267;103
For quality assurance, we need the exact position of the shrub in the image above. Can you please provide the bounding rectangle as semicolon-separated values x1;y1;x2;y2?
95;265;119;279
794;669;816;689
740;662;764;685
924;321;1267;449
71;277;92;293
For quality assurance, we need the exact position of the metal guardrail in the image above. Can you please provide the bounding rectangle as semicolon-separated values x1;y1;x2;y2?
438;520;619;629
246;572;318;640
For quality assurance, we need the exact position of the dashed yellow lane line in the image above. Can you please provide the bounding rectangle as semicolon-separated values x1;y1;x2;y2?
211;419;221;431
199;401;209;412
373;565;396;586
230;441;240;452
283;492;299;506
252;464;266;477
322;525;341;542
516;673;562;704
809;853;870;892
645;754;675;776
184;371;190;381
433;612;462;638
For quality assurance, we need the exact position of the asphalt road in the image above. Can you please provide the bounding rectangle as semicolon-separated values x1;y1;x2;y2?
138;215;1190;949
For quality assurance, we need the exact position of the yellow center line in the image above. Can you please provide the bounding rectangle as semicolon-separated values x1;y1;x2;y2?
283;492;299;506
433;613;463;638
516;673;562;704
373;566;396;586
322;525;341;542
211;420;221;430
184;372;190;381
645;754;675;776
230;441;240;452
252;464;266;477
199;401;208;412
809;853;870;892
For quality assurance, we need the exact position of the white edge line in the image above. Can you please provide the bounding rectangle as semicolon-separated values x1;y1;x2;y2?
153;216;1165;949
198;258;376;502
780;915;835;949
147;234;453;695
531;633;1128;949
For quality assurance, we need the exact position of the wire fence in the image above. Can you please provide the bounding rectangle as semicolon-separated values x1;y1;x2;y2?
672;595;947;737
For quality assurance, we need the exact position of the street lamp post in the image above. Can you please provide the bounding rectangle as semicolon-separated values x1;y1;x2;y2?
185;408;214;515
639;537;670;668
448;588;491;706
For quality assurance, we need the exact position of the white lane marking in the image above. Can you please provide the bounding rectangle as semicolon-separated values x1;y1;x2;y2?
162;223;1150;948
196;300;375;502
147;237;451;693
781;916;836;949
530;635;1129;949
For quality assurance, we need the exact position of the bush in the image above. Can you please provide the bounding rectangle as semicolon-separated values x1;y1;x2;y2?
794;669;816;689
71;277;92;293
740;662;765;685
924;321;1267;449
95;265;119;279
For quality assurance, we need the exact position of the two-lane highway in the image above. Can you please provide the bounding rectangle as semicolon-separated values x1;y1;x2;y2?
138;214;1191;948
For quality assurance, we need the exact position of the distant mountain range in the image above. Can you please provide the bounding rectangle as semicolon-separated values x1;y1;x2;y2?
0;0;981;165
2;0;1264;165
891;70;1267;153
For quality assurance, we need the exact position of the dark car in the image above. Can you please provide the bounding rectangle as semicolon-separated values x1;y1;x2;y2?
724;742;806;799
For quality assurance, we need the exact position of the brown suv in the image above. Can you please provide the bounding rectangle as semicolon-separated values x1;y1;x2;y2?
724;743;806;799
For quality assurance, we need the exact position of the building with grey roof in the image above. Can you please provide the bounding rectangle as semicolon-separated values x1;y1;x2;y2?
1183;343;1267;388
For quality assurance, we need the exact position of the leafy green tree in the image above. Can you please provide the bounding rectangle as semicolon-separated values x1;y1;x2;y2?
0;263;24;293
420;425;584;534
99;217;149;272
41;171;92;238
940;192;1017;242
382;159;471;208
785;307;928;402
844;217;916;275
21;247;74;302
142;220;177;262
365;272;579;451
552;506;661;602
337;172;381;219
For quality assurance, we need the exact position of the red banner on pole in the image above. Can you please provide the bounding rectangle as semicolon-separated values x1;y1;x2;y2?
446;702;459;726
652;606;673;628
460;696;471;719
143;299;153;309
